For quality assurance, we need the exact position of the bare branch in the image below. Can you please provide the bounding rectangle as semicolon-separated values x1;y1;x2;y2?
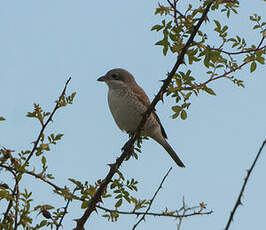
225;140;266;230
177;197;186;230
210;45;266;55
0;164;63;191
14;181;19;230
56;188;78;230
23;77;72;167
96;204;213;219
1;161;20;225
2;77;72;224
132;167;172;230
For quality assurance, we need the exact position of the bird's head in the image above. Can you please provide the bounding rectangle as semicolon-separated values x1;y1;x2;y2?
97;68;136;89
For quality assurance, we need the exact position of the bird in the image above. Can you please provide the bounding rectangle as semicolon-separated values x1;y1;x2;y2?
97;68;185;168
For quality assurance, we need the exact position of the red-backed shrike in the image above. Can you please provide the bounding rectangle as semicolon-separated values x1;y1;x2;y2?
97;68;185;168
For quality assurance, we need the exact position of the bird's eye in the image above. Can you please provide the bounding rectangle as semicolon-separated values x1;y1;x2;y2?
111;73;120;80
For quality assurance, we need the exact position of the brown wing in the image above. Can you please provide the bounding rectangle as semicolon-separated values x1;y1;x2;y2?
132;84;168;139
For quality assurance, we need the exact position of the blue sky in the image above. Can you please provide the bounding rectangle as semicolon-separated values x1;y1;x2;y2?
0;0;265;229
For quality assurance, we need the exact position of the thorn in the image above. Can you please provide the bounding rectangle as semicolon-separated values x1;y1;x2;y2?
200;202;206;209
204;14;209;23
158;90;164;103
98;197;103;204
107;163;114;168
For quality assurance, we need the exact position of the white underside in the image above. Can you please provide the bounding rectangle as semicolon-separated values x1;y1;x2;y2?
107;87;161;140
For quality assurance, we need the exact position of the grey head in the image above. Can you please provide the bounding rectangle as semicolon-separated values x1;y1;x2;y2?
97;68;137;89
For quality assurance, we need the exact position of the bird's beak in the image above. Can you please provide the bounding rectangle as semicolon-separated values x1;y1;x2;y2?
97;75;107;82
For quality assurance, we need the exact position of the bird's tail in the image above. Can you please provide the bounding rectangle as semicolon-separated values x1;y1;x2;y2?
152;134;185;168
162;140;185;168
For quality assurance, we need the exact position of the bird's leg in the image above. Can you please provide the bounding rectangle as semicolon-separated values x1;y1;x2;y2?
121;132;135;157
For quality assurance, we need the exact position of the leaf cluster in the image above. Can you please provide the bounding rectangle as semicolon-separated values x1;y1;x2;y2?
152;1;265;119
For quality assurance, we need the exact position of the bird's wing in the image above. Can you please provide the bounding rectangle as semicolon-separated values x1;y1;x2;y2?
132;85;168;139
152;112;168;139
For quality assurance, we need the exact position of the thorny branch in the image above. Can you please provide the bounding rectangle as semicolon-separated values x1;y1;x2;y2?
1;77;72;225
166;0;187;24
132;167;172;230
74;2;214;229
23;77;72;167
210;44;266;55
97;204;213;219
56;188;78;230
0;164;63;191
225;140;266;230
1;149;21;226
14;182;19;230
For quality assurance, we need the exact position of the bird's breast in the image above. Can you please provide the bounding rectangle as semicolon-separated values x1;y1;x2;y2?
107;88;157;134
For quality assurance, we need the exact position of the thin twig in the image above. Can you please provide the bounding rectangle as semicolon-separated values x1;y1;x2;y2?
97;205;213;218
56;188;77;230
177;197;186;230
2;166;19;225
132;167;172;230
2;78;72;224
167;0;188;24
0;164;63;191
23;77;72;167
0;163;16;178
225;140;266;230
73;2;214;229
210;37;265;55
14;181;19;230
25;171;62;191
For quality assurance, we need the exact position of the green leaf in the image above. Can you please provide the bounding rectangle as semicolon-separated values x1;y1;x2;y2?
214;20;221;29
172;106;182;113
169;32;177;41
68;178;83;188
163;43;168;56
204;86;216;95
180;110;187;120
81;201;89;209
115;194;122;199
124;195;131;203
39;220;47;227
155;39;166;46
151;24;164;31
46;174;55;179
41;156;46;165
250;61;257;73
203;51;210;68
40;144;50;151
0;116;5;121
221;25;228;33
26;112;36;118
54;134;64;141
253;25;260;30
0;190;13;200
256;56;265;64
172;113;179;119
115;199;122;208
